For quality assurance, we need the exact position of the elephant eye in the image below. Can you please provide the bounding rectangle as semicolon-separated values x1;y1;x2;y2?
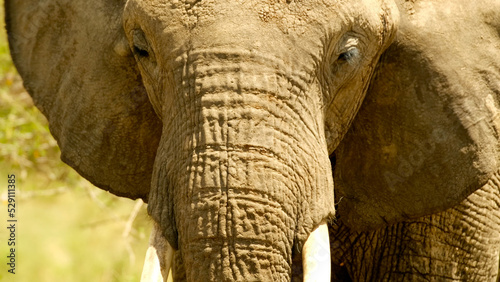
337;47;359;63
336;37;361;65
132;29;152;59
331;46;360;75
133;45;149;58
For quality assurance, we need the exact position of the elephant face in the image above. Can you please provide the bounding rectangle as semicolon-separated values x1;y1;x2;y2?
8;0;500;280
118;0;396;279
7;0;396;279
122;0;397;151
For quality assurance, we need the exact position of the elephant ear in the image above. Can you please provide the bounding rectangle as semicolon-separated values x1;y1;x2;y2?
6;0;162;200
334;1;500;229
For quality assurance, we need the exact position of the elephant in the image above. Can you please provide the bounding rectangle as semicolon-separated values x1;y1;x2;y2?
5;0;500;280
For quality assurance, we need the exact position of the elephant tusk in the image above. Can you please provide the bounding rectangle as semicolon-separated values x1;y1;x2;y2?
302;222;331;282
141;222;174;282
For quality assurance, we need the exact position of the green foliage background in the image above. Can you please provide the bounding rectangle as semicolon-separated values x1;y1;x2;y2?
0;3;153;281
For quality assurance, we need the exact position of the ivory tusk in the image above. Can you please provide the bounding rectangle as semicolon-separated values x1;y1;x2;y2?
302;222;331;282
141;222;174;282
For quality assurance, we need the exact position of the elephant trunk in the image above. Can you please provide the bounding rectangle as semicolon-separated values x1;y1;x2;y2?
148;50;335;280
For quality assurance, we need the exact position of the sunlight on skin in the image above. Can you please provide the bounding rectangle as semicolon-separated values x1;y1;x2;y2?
302;222;331;282
141;223;174;282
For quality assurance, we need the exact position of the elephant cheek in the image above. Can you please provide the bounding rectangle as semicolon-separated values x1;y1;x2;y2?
147;60;335;280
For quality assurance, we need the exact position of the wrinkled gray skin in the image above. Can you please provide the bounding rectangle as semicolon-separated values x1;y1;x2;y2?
330;175;500;281
5;0;500;280
328;1;500;280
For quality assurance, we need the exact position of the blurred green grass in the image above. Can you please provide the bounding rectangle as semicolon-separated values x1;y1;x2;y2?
0;3;153;281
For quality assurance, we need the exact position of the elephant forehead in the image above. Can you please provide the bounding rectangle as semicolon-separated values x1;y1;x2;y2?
251;0;397;39
165;0;340;26
130;0;389;36
126;0;398;69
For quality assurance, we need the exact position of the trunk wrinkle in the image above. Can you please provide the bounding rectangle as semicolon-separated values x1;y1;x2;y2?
149;51;334;280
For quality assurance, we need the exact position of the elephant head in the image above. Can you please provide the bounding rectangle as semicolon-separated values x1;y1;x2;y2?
6;0;500;280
